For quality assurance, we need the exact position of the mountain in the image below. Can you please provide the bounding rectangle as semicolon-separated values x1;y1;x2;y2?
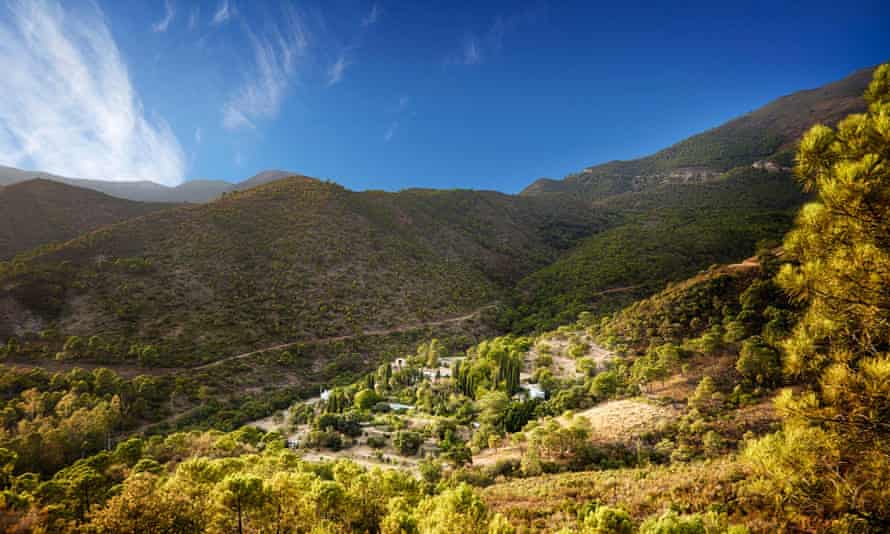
0;166;296;203
233;169;296;192
0;175;604;365
521;65;874;200
503;166;807;331
0;179;174;261
1;66;875;361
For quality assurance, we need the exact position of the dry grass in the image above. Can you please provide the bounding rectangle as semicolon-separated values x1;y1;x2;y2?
482;456;778;532
569;399;678;443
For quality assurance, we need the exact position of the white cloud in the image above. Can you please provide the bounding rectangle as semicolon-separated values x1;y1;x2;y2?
461;35;482;65
0;0;186;185
211;0;232;25
188;7;199;30
449;7;543;66
152;0;175;33
222;11;307;130
384;121;398;142
326;54;350;87
361;3;380;27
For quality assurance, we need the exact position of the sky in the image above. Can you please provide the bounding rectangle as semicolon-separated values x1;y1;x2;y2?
0;1;888;192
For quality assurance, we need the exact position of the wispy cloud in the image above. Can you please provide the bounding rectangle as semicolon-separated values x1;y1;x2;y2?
222;10;307;130
152;0;176;33
383;95;409;142
0;0;186;185
211;0;233;25
448;5;544;66
326;53;350;87
188;7;200;30
384;121;398;142
361;3;380;27
461;34;482;65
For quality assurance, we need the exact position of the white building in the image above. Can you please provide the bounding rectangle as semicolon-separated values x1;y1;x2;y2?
522;383;546;400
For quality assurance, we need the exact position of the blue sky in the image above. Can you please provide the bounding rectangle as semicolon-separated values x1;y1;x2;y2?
0;1;888;192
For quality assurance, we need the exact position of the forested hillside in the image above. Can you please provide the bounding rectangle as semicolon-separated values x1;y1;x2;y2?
0;176;603;366
504;167;808;331
0;64;886;534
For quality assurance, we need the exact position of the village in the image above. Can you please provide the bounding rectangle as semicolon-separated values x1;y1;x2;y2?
247;328;622;471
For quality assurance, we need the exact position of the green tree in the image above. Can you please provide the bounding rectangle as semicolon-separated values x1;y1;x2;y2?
581;505;634;534
394;431;424;456
354;388;381;411
218;473;266;534
748;64;890;527
477;391;510;432
0;448;17;489
64;463;104;522
736;336;781;386
417;484;490;534
688;376;721;416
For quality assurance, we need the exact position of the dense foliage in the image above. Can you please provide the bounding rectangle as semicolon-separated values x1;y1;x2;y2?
0;63;885;534
742;63;890;530
505;168;805;332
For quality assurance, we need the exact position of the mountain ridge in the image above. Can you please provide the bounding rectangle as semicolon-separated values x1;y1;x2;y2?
521;65;876;199
0;165;302;203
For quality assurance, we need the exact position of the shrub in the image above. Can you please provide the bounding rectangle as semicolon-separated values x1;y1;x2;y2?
306;430;343;451
354;389;381;410
367;435;387;449
393;431;423;456
485;459;520;479
639;510;705;534
581;505;634;534
735;336;781;386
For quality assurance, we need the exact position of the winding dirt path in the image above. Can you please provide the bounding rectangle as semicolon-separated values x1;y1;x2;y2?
9;305;496;379
192;304;496;371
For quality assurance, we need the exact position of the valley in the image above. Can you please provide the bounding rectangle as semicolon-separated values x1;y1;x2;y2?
0;61;886;533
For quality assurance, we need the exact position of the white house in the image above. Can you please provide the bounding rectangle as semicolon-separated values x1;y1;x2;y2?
523;383;546;400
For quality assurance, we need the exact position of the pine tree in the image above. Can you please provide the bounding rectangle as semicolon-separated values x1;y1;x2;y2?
747;64;890;527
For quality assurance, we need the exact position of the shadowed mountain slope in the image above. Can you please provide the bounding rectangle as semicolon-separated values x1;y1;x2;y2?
0;176;604;365
0;179;173;261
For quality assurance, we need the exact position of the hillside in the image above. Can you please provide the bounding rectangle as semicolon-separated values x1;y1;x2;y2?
0;165;289;203
0;176;604;366
0;179;173;260
504;167;808;331
521;65;873;200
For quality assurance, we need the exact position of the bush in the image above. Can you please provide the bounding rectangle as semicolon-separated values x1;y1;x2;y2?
581;505;634;534
313;412;362;437
736;336;781;386
418;458;443;485
393;431;423;456
305;430;344;451
367;435;387;449
639;510;749;534
589;370;621;400
639;510;705;534
485;458;520;479
354;389;381;410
